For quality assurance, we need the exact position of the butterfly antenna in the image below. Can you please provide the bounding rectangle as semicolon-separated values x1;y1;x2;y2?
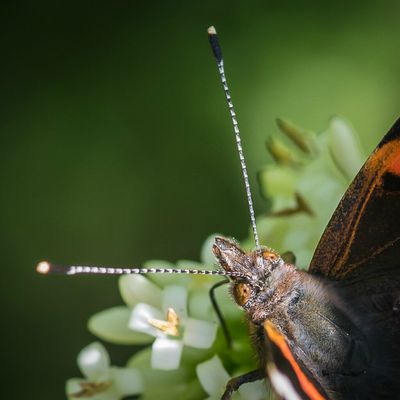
36;261;244;278
208;26;260;252
36;28;256;280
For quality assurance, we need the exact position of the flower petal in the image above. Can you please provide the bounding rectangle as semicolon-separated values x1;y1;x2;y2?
196;355;230;396
128;347;186;382
162;285;188;321
128;345;210;398
151;337;183;370
328;116;363;180
188;290;214;321
65;378;85;399
110;367;144;396
238;379;267;400
88;306;153;345
77;342;110;381
183;318;217;349
128;303;164;337
119;274;162;308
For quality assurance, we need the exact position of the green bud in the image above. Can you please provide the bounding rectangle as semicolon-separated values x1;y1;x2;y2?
265;136;296;165
276;118;315;155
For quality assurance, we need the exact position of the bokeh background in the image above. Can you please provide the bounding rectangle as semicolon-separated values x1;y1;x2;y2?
2;1;400;399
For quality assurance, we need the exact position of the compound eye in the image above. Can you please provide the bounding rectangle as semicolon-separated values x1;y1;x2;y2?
262;249;279;261
233;283;251;306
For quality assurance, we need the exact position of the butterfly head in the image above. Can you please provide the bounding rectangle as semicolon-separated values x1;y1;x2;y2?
213;236;284;310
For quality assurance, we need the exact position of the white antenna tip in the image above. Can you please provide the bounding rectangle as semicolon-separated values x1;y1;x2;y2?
207;26;217;35
36;261;50;274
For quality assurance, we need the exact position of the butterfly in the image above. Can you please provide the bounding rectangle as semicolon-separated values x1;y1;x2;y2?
37;27;400;400
214;117;400;400
207;26;400;400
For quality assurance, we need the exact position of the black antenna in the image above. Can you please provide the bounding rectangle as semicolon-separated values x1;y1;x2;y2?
208;26;261;252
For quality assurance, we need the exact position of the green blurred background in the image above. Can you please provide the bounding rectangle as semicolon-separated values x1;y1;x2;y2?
2;1;400;398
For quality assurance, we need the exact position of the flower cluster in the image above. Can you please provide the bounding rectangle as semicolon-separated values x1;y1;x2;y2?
246;116;364;267
67;117;364;400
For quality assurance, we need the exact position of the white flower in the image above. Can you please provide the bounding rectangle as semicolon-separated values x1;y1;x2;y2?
126;279;217;370
66;342;143;400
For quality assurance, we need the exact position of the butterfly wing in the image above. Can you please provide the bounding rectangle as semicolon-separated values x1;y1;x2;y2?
264;321;327;400
309;118;400;279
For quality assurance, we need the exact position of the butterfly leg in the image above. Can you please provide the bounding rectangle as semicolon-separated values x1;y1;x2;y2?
221;369;264;400
209;278;232;347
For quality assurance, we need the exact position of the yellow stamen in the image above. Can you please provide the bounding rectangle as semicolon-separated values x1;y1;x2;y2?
148;307;180;336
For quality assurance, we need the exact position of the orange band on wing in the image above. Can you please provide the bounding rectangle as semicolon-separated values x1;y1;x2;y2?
388;152;400;176
265;321;325;400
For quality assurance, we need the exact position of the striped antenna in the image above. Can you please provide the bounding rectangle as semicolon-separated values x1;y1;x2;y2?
208;26;261;252
36;261;244;278
35;27;257;281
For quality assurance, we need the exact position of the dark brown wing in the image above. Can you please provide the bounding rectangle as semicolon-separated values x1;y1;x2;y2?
309;118;400;279
264;321;327;400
